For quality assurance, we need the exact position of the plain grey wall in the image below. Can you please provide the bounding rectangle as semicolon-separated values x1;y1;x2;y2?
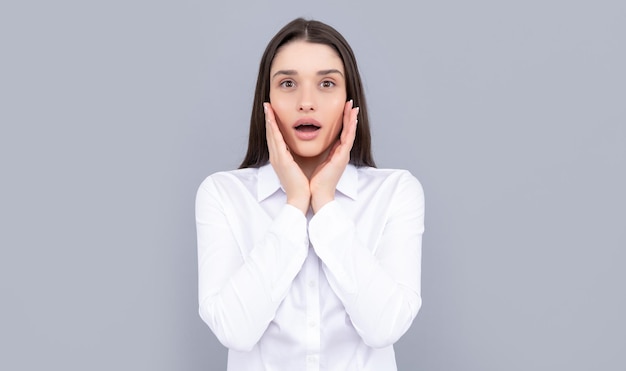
1;0;624;370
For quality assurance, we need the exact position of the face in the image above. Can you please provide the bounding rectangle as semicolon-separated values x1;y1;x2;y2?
269;40;347;162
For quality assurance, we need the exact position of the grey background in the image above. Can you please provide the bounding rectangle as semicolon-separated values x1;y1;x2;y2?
1;0;624;370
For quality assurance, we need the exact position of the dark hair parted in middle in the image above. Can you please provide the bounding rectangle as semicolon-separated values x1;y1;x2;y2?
239;18;376;169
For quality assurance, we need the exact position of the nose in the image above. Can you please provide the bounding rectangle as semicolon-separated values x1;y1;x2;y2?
298;87;316;112
299;102;315;111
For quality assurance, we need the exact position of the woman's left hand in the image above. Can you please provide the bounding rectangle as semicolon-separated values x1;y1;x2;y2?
310;100;359;213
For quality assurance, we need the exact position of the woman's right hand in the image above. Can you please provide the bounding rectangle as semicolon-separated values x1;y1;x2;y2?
264;102;311;214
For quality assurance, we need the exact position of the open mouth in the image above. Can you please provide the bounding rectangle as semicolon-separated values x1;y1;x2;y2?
295;123;321;132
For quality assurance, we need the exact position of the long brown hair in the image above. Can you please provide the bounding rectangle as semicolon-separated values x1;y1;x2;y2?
239;18;376;168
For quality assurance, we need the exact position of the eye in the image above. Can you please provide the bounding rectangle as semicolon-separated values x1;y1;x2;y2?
320;80;335;88
280;80;295;88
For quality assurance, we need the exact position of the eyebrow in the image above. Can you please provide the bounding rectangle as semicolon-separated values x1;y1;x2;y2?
271;69;344;80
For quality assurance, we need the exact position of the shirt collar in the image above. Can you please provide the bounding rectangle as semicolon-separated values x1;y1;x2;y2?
336;164;358;200
257;164;281;202
257;163;359;202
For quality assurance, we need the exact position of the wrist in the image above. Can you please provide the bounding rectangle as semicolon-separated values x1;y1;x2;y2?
311;193;334;214
287;195;310;215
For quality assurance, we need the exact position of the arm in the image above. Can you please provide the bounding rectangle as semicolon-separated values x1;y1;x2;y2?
195;176;309;351
308;172;425;348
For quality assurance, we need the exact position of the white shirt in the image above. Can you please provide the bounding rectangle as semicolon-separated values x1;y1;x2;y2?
195;163;425;371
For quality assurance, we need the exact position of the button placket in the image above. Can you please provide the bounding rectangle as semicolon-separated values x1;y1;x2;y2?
304;245;321;370
306;354;320;371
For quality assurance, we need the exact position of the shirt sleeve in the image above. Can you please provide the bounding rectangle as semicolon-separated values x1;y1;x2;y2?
195;176;309;352
308;171;425;348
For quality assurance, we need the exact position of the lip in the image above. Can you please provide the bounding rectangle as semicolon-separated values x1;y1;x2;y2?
292;117;322;141
292;117;322;128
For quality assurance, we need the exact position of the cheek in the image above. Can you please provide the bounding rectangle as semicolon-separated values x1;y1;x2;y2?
329;98;345;130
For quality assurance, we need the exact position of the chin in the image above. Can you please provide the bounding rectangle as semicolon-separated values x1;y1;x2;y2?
293;150;323;159
290;145;325;159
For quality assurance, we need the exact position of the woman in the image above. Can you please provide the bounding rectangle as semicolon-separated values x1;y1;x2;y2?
196;18;425;370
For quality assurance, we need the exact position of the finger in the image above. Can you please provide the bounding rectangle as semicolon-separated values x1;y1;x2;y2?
340;100;352;142
346;106;359;147
264;103;276;156
266;104;286;147
338;106;358;158
264;101;278;125
265;103;285;163
340;102;359;145
265;102;293;166
265;103;282;148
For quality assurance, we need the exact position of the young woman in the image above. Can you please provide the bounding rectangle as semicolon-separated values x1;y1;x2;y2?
196;18;425;370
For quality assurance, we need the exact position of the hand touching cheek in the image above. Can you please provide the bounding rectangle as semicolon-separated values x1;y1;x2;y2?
310;100;359;213
265;103;311;214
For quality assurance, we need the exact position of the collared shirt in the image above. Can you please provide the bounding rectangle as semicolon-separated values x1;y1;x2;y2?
195;164;425;371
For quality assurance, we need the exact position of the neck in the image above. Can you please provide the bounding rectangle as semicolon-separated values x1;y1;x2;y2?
292;153;325;179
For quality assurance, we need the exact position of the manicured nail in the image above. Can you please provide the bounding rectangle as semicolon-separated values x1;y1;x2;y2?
263;103;269;113
350;99;354;108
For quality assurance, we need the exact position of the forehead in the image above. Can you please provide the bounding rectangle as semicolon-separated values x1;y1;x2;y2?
271;40;344;73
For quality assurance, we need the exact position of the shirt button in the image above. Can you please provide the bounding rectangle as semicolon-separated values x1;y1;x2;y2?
307;355;319;363
308;281;315;288
308;320;317;328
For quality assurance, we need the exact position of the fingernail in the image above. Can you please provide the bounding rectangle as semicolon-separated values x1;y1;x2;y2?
263;103;267;113
356;107;360;114
350;99;354;108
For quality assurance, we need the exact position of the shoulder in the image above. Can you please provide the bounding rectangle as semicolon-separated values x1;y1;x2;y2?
197;167;259;196
356;166;424;195
356;167;425;223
